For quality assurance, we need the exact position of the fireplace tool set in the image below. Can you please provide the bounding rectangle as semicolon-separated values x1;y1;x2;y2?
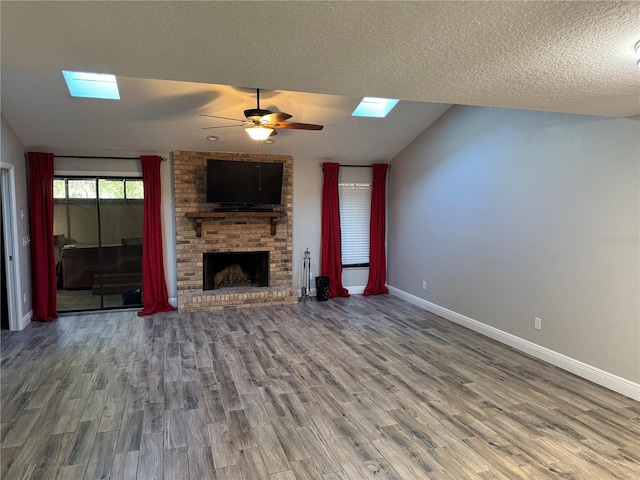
299;247;312;302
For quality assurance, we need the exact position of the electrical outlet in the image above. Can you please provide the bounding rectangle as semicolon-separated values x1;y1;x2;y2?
422;281;427;290
23;293;27;304
534;317;542;330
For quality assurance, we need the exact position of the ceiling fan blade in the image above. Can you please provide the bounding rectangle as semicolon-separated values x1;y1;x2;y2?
262;112;292;124
201;124;244;130
269;129;278;136
273;122;324;130
198;113;246;122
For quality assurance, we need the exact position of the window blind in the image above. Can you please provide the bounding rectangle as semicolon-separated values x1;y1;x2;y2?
339;183;371;266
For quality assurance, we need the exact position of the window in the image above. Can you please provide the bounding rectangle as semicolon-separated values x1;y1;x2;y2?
99;179;124;199
351;97;399;117
53;179;66;199
125;180;144;199
68;179;97;199
53;176;144;312
62;70;120;100
54;178;142;199
339;183;371;267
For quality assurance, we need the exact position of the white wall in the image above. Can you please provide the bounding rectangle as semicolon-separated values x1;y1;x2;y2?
0;115;31;325
292;158;372;293
388;106;640;384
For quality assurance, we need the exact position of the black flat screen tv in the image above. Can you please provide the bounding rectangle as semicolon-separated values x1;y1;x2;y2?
206;159;284;207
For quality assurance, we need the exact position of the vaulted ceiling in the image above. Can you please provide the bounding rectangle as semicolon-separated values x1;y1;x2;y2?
2;1;638;160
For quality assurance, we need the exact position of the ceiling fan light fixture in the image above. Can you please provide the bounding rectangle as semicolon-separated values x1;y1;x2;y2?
245;126;274;141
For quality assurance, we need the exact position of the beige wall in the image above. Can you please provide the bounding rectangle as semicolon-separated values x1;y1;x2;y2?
388;106;640;383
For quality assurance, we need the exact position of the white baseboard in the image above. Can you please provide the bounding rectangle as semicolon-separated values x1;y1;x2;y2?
19;310;32;331
388;286;640;402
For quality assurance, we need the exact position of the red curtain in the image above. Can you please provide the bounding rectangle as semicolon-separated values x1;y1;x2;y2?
138;156;174;316
28;152;58;321
321;162;349;298
364;163;389;296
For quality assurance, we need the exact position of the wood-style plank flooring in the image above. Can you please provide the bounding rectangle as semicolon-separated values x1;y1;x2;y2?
1;295;638;479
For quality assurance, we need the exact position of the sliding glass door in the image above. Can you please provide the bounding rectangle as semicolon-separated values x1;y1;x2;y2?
53;176;144;312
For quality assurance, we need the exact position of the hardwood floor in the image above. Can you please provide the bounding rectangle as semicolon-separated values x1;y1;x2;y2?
1;295;638;479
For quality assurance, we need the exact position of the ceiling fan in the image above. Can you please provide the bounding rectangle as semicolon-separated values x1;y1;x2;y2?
200;88;323;141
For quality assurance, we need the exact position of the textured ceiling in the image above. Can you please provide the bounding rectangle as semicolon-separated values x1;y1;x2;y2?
1;1;639;158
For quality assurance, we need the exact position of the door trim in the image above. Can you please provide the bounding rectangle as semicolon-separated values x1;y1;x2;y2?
0;163;26;330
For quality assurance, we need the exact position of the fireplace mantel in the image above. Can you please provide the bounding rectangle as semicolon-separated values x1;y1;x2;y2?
186;211;286;237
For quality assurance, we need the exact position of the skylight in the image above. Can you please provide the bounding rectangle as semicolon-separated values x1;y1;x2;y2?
351;97;399;117
62;70;120;100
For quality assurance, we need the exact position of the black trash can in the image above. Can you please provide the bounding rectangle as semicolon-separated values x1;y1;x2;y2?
315;276;330;301
123;288;142;305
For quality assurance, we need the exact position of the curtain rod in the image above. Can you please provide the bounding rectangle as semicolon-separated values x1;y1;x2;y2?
54;155;167;161
319;163;389;168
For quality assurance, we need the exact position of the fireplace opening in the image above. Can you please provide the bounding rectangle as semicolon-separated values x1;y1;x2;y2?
203;251;269;290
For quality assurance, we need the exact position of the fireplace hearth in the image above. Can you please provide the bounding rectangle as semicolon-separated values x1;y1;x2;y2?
203;251;269;290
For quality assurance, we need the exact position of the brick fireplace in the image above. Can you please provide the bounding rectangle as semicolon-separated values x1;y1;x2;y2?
173;150;297;311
